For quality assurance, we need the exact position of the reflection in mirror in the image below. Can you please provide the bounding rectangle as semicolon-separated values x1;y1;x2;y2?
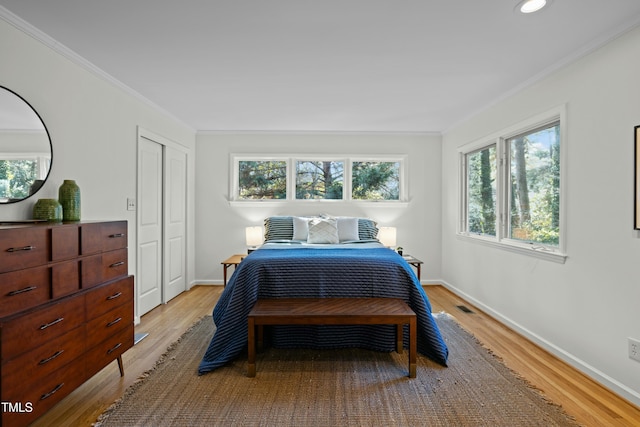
0;86;52;203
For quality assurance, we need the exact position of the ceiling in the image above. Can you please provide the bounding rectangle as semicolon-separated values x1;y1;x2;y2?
1;0;640;133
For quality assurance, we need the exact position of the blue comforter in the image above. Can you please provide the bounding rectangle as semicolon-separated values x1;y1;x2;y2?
198;246;449;374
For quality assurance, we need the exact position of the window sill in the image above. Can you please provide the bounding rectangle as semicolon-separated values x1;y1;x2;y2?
229;200;410;208
456;233;567;264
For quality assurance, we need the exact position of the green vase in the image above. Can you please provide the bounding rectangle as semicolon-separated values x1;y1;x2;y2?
33;198;63;222
58;179;81;221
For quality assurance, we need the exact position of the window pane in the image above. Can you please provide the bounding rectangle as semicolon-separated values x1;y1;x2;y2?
0;159;38;201
295;161;343;200
466;146;497;236
508;122;560;245
352;161;400;200
238;160;287;199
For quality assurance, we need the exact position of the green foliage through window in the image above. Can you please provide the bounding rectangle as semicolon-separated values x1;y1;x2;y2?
295;161;343;199
352;161;400;200
466;146;496;236
508;122;560;246
238;160;287;199
0;159;38;201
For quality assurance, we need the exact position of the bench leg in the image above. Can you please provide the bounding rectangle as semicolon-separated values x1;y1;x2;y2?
248;318;256;377
408;317;417;378
396;324;403;354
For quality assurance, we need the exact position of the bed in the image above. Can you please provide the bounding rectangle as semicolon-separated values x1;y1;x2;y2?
198;216;449;374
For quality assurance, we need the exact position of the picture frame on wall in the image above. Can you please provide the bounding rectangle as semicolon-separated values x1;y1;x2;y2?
635;125;640;229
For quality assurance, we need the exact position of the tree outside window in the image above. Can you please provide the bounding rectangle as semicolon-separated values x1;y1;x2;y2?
0;159;38;201
295;161;343;199
238;160;287;199
352;161;400;201
466;146;497;236
508;122;560;246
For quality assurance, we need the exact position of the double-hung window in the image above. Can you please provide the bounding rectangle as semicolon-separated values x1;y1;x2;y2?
459;106;566;262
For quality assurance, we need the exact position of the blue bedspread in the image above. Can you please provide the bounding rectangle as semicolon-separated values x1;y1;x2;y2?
198;247;449;374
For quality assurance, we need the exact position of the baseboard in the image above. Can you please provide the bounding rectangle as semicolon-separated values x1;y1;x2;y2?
439;280;640;408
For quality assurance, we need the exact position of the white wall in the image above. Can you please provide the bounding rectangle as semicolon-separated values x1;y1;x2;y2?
195;132;442;285
442;25;640;405
0;19;197;301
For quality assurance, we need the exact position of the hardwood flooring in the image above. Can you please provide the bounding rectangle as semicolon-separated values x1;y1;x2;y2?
30;285;640;426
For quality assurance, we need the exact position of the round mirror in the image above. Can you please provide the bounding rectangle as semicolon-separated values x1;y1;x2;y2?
0;86;52;203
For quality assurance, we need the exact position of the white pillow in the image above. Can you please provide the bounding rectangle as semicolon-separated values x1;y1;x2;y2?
307;217;339;244
337;217;359;242
292;216;310;241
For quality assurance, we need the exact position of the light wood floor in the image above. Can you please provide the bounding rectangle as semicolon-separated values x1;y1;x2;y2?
31;285;640;427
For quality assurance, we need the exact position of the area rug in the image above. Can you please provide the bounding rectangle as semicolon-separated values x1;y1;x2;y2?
95;314;579;426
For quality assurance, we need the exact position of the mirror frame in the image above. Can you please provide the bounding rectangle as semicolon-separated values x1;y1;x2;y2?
0;85;53;204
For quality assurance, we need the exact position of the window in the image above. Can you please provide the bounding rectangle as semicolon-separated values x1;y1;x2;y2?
459;107;565;262
295;160;343;200
352;161;401;201
465;145;497;237
237;160;287;200
231;155;407;203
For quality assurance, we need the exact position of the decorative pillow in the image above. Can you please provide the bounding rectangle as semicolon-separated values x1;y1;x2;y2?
264;216;293;241
337;217;359;242
307;217;339;244
292;216;311;241
358;218;378;240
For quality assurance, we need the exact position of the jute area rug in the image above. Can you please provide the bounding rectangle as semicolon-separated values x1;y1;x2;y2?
95;314;579;427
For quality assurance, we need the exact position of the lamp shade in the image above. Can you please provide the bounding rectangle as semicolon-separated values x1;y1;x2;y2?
378;226;397;248
245;226;263;247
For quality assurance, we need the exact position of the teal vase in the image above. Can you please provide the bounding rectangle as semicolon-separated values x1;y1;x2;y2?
58;179;81;221
33;198;62;222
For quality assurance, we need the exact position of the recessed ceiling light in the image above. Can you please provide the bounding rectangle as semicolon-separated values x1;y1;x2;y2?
517;0;548;14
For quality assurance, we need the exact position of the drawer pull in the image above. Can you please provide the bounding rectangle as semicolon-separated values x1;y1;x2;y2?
109;233;125;238
39;350;65;365
40;383;64;400
7;285;37;296
109;261;125;268
39;317;64;330
107;342;123;355
6;245;35;252
107;317;123;327
107;292;122;301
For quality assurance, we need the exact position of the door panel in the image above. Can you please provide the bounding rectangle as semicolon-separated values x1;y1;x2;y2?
137;137;163;315
164;147;187;302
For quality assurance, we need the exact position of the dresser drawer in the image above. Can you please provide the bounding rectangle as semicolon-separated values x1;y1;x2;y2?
50;224;79;261
0;227;49;273
1;326;85;395
80;221;127;255
51;259;80;298
1;294;86;360
102;248;128;282
85;324;133;378
85;276;134;319
2;356;86;427
0;266;51;317
86;302;133;349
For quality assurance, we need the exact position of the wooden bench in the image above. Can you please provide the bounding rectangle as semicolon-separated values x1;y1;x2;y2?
247;298;417;378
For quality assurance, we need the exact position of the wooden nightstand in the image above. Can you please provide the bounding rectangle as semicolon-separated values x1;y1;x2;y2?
221;254;245;286
401;255;423;280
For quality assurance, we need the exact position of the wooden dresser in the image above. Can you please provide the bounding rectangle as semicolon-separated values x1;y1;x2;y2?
0;220;134;427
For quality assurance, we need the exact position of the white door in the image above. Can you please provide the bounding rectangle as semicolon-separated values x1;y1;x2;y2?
137;136;163;315
164;146;187;302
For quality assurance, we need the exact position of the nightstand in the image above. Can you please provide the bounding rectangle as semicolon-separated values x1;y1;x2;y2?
401;255;423;280
221;254;245;286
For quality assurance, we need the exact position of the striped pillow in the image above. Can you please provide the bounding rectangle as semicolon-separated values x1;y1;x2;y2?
358;218;378;240
264;216;294;241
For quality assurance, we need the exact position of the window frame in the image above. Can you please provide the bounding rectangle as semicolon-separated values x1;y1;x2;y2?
230;154;408;205
457;106;567;263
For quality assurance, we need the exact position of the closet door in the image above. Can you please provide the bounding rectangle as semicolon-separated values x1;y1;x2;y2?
164;146;187;302
137;136;163;315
